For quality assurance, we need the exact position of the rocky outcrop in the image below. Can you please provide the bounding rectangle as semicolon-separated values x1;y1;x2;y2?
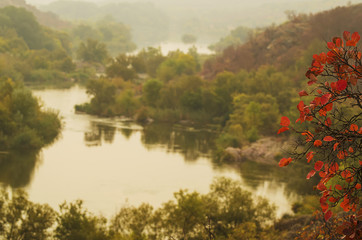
223;137;291;164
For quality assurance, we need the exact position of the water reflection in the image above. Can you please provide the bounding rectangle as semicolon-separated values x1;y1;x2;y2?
141;123;217;162
84;121;218;162
84;122;117;146
238;160;319;196
0;151;41;188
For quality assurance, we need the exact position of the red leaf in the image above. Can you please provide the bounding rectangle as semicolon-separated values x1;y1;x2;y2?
280;116;290;127
350;124;358;131
325;118;332;127
314;140;322;147
324;210;333;221
334;38;342;47
337;79;347;91
333;142;339;151
277;127;289;134
319;171;326;178
324;102;333;112
323;136;335;142
317;182;327;191
314;161;324;171
279;157;292;167
319;52;327;64
327;42;335;49
321;93;331;105
351;32;360;43
299;90;308;97
297;101;305;112
343;31;351;41
356;183;361;189
306;169;316;179
337;150;347;159
346;40;356;47
348;147;354;153
306;151;314;163
335;184;343;190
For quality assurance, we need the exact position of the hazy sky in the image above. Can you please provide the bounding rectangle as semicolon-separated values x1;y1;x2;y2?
25;0;362;6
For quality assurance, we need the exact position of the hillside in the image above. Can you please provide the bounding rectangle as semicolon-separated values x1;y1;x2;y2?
202;3;362;79
0;0;70;29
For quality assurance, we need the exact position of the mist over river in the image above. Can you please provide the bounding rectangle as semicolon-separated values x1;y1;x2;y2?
16;86;300;217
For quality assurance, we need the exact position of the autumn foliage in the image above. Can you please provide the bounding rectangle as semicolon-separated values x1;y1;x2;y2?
278;31;362;239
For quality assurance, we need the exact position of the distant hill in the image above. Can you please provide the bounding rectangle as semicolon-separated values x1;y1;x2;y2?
40;0;169;46
0;0;70;29
39;0;362;44
202;3;362;79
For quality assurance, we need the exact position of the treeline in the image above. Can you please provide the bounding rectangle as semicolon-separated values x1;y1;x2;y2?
41;0;168;46
202;3;362;78
0;78;61;151
0;6;80;87
70;18;136;57
0;5;137;87
74;3;362;147
1;177;319;240
75;43;310;146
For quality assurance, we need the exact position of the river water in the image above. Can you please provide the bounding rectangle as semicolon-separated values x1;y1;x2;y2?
9;86;298;217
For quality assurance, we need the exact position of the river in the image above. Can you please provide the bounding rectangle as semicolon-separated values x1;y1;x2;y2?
7;86;299;218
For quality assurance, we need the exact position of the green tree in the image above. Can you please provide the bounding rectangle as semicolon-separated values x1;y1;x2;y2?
0;7;47;49
0;190;55;240
142;79;163;107
106;54;136;80
86;78;116;115
111;203;154;240
77;39;109;64
157;51;197;82
55;200;110;240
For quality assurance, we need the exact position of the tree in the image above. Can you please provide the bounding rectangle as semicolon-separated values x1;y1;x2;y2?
85;78;116;115
0;7;46;50
55;200;110;240
142;79;163;107
0;190;55;240
277;31;362;239
157;51;197;82
111;203;154;240
77;39;109;64
106;54;136;80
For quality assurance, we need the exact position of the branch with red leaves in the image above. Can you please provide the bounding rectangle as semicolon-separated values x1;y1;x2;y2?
277;31;362;239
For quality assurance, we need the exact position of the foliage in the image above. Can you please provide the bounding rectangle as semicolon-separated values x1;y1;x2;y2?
202;4;362;79
0;78;61;151
0;178;277;240
0;6;79;87
157;51;198;82
70;19;136;56
84;78;116;116
109;177;275;240
0;6;49;50
277;31;362;239
77;39;109;64
106;54;137;81
55;200;110;240
142;79;163;107
0;189;55;240
209;26;252;53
